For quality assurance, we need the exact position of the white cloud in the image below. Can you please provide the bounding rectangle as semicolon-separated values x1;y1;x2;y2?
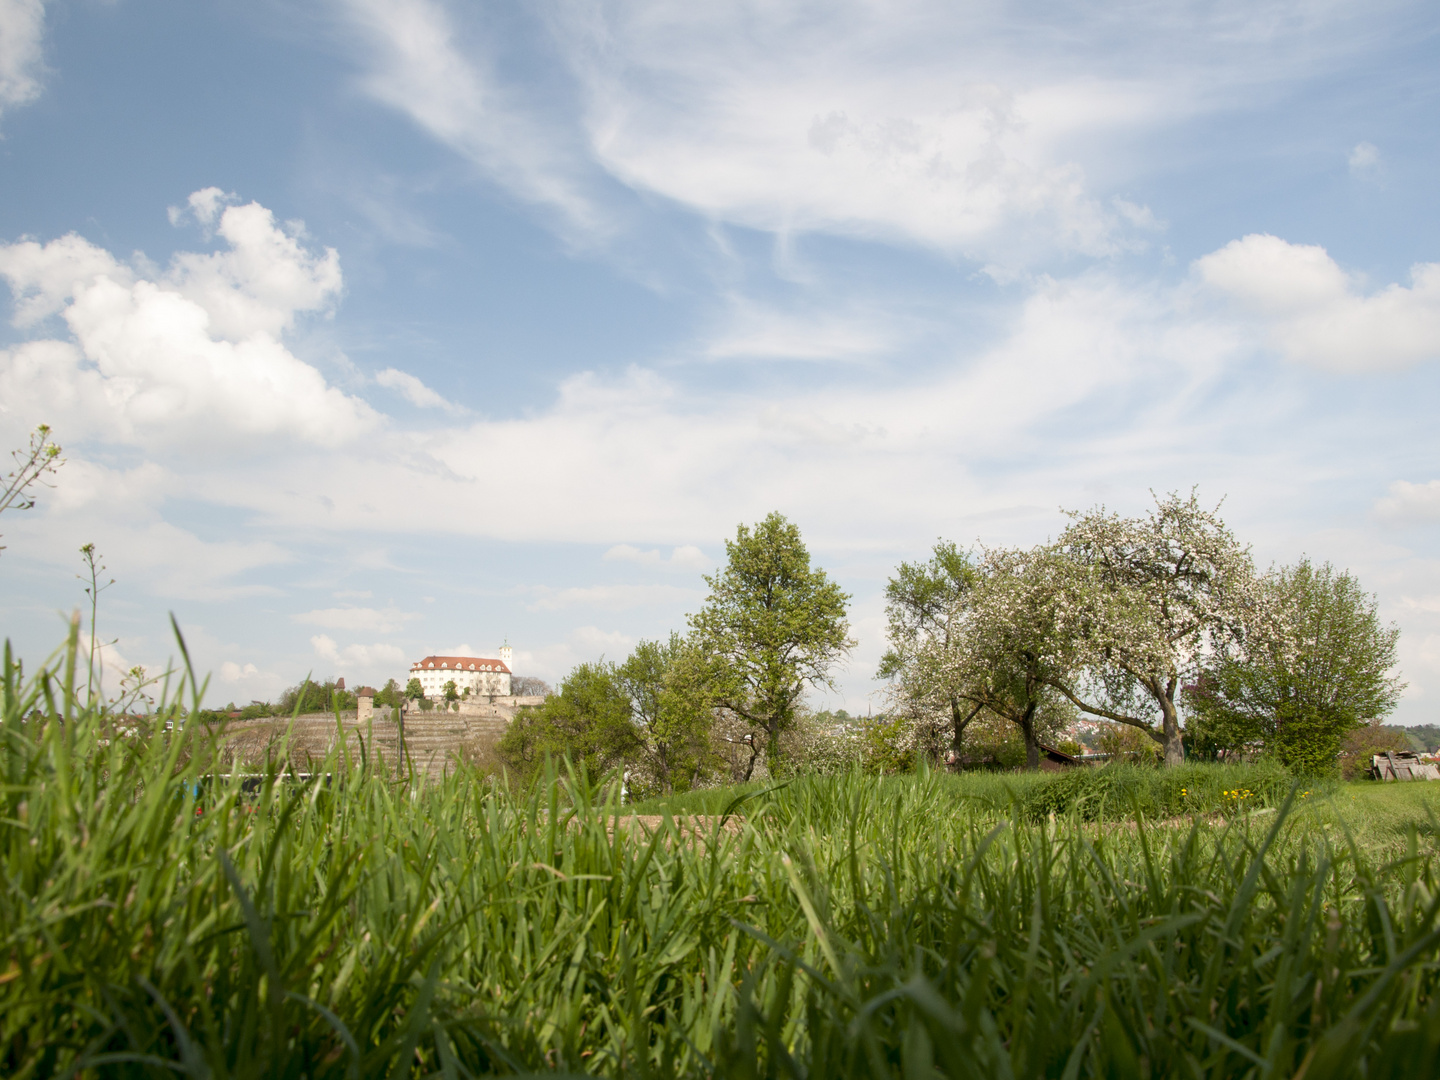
310;634;407;672
220;661;261;682
334;0;1380;262
1195;234;1440;372
1375;480;1440;525
0;192;378;447
337;0;603;234
704;299;897;361
514;626;637;682
292;606;420;632
602;544;710;570
527;583;699;612
1348;141;1380;176
0;0;48;119
375;366;461;412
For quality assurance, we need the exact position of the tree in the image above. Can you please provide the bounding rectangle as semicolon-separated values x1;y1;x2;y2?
690;513;852;779
929;546;1079;769
615;633;718;794
1044;491;1260;767
879;541;985;767
1189;559;1403;774
496;661;639;785
374;679;403;708
278;679;355;715
405;677;424;701
443;679;459;702
1;424;63;558
511;676;552;697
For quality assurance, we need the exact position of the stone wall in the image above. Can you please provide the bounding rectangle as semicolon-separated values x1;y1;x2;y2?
212;696;543;779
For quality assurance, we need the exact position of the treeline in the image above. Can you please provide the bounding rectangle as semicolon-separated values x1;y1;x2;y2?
197;678;410;723
883;493;1402;775
504;493;1402;792
498;514;852;793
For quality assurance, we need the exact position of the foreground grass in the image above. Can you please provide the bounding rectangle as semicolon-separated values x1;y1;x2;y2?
5;635;1440;1077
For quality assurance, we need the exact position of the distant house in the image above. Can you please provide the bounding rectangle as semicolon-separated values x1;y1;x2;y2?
410;646;512;699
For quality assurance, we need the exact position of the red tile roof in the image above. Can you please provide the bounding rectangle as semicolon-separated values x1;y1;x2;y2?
410;655;511;674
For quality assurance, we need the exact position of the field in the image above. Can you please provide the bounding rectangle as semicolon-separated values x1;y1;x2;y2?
4;648;1440;1077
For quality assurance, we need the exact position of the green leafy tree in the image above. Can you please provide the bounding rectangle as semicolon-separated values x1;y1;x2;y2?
443;679;459;703
277;679;355;715
690;513;852;780
405;677;424;701
374;679;403;708
879;541;985;766
497;661;639;785
1190;559;1403;774
615;633;719;794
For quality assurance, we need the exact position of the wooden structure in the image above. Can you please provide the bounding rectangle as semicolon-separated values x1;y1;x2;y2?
1369;751;1440;782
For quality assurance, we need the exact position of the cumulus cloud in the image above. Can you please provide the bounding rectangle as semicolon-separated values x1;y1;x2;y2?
1194;234;1440;372
515;626;637;681
375;367;461;412
220;661;261;683
0;192;379;447
310;634;408;671
0;0;48;119
292;606;420;632
1375;480;1440;524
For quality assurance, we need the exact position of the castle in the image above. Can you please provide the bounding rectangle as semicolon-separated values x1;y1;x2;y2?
408;644;514;699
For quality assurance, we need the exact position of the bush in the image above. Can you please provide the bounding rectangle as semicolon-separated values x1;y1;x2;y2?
858;713;913;774
1094;721;1162;764
776;713;863;777
1339;719;1412;780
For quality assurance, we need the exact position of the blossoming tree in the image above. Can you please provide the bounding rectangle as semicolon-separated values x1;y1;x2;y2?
1043;491;1260;766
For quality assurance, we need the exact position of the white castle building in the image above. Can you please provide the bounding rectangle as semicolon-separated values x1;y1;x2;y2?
410;645;513;698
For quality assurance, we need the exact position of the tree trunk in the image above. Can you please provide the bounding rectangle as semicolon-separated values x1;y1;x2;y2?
741;735;761;782
1021;703;1040;770
948;698;979;772
1160;694;1185;766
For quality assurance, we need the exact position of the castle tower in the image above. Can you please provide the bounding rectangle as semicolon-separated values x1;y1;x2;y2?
498;642;513;671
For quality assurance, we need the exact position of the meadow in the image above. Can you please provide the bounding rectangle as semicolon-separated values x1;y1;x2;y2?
4;638;1440;1077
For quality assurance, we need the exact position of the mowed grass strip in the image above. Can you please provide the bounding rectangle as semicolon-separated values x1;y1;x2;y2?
4;634;1440;1077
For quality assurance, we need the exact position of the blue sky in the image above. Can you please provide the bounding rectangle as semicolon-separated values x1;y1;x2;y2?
1;0;1439;722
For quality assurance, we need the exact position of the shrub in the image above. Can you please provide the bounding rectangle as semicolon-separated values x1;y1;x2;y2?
858;713;913;774
776;712;863;776
1339;718;1412;780
1094;721;1162;763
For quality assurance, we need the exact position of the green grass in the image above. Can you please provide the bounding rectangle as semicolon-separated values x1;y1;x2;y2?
629;760;1309;826
5;630;1440;1077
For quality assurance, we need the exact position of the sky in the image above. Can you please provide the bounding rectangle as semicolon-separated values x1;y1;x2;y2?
1;0;1438;722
